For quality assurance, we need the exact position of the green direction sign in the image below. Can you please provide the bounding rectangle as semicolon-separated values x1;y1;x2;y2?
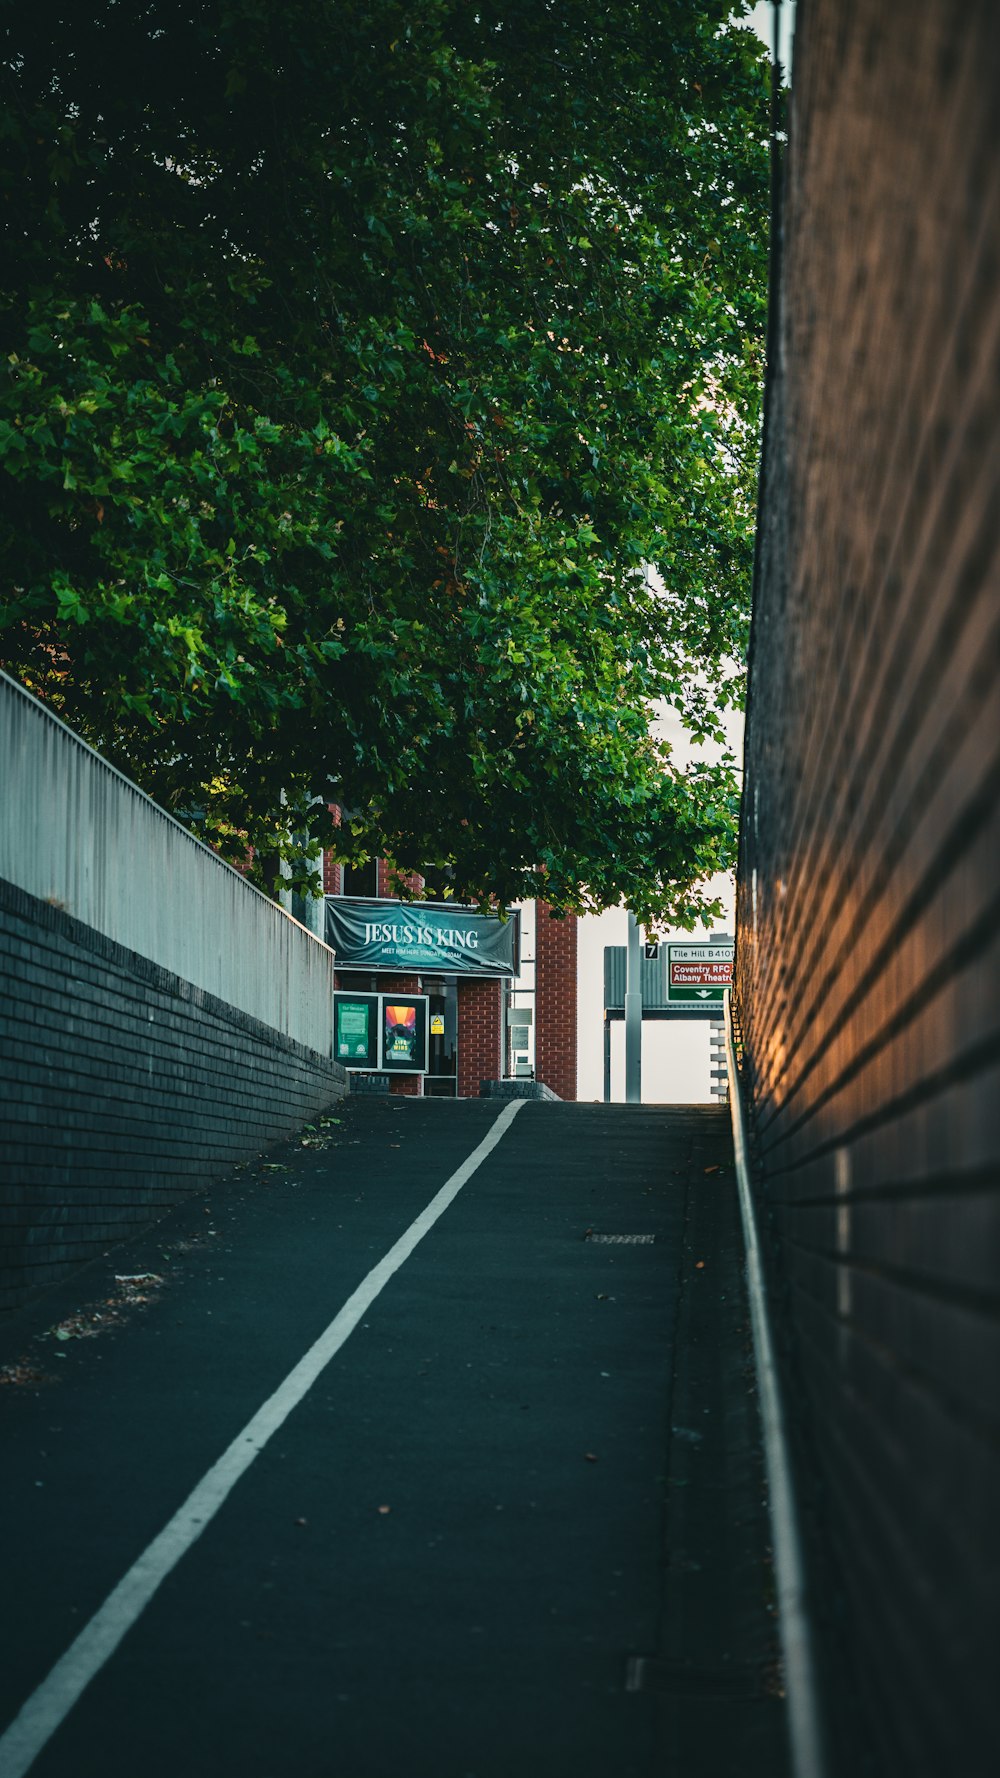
666;944;734;1004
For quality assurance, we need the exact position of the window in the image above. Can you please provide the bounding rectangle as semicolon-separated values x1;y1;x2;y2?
341;860;379;898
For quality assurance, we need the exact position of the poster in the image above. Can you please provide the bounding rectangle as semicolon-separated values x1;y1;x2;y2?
333;993;379;1069
381;995;429;1073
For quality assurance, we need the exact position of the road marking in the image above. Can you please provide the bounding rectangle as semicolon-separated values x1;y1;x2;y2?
0;1100;525;1778
584;1233;655;1244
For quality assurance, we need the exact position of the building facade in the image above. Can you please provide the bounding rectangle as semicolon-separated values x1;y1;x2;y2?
323;849;577;1100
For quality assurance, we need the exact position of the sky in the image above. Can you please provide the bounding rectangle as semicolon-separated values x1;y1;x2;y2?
747;2;796;77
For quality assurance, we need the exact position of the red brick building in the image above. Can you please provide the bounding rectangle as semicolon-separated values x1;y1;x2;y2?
323;850;577;1100
534;901;578;1103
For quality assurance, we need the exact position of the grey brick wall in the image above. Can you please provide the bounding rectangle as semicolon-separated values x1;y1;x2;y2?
736;4;1000;1774
0;877;347;1312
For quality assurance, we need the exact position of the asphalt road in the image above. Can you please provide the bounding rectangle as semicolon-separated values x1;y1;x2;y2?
0;1099;787;1778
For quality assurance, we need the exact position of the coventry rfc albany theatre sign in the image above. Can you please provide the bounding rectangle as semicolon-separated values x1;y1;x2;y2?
324;897;519;979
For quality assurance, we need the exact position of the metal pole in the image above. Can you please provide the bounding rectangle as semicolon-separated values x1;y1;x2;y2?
603;1014;611;1104
625;912;642;1103
724;991;829;1778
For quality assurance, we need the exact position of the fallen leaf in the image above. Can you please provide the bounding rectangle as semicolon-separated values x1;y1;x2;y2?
378;1505;391;1515
695;1260;706;1270
0;1362;55;1388
704;1165;720;1175
584;1453;599;1463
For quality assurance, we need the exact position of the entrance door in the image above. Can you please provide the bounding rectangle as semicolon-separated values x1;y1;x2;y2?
424;983;458;1097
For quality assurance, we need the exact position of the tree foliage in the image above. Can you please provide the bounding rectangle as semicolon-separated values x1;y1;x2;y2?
0;1;769;924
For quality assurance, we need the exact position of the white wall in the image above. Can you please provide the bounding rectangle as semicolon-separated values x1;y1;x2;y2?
0;672;336;1054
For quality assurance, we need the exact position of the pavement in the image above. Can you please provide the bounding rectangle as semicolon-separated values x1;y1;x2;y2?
0;1098;787;1778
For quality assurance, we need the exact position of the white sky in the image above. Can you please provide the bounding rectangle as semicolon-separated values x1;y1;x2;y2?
747;2;796;76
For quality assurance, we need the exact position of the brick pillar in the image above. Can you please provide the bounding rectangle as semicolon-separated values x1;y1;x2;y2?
322;805;342;894
535;902;577;1101
377;860;424;898
456;978;503;1099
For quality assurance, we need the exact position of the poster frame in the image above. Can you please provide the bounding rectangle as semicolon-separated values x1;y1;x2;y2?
332;992;381;1071
379;992;430;1075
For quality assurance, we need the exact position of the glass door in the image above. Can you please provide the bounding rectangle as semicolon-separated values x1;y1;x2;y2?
424;983;458;1096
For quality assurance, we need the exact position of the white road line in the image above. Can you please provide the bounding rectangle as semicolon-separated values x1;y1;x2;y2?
724;994;829;1778
0;1099;525;1778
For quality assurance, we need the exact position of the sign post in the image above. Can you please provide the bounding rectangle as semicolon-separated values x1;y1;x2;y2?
625;912;642;1104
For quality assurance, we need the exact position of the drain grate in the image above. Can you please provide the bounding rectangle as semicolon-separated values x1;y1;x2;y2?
585;1233;655;1245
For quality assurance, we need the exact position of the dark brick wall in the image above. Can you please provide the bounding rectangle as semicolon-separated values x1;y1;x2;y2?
735;5;1000;1774
535;903;577;1101
0;877;347;1313
456;977;503;1099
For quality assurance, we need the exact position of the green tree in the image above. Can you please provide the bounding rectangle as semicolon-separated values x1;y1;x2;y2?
0;1;769;925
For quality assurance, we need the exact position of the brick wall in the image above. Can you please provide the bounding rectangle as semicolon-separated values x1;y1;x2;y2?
376;860;424;899
322;813;342;894
456;977;503;1099
534;902;577;1101
0;878;347;1314
736;4;1000;1773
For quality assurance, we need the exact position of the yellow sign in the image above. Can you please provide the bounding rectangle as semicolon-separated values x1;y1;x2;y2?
430;1013;445;1035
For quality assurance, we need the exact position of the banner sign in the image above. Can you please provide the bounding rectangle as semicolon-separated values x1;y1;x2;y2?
325;897;519;978
666;943;734;1004
333;993;379;1069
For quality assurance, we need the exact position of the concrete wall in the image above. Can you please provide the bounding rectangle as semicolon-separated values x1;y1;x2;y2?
735;4;1000;1774
1;673;345;1312
1;671;336;1052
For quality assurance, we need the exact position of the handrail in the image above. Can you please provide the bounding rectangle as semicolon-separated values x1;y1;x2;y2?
724;990;829;1778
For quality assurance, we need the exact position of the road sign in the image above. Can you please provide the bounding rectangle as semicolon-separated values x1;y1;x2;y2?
666;943;734;1004
643;941;660;961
